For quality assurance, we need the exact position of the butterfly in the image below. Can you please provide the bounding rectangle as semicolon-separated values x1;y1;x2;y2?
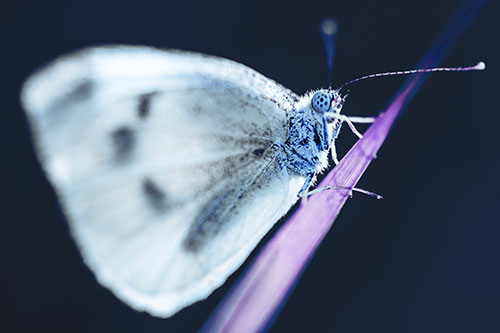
23;45;478;317
21;45;361;317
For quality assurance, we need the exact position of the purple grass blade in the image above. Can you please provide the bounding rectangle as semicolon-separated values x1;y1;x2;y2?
202;1;488;332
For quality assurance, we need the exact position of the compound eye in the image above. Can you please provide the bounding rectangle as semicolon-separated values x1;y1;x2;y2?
311;91;332;113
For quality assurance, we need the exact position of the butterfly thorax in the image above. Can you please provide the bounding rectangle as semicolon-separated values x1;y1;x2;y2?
282;94;342;177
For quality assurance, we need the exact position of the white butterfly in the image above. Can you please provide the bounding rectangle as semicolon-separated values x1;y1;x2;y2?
21;45;364;317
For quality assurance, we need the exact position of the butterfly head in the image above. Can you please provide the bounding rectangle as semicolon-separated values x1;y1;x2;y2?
311;89;348;121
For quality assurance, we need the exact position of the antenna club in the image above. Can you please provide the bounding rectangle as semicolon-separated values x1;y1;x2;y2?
475;61;486;70
320;18;338;36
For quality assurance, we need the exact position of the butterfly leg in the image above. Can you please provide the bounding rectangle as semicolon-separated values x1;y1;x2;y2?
330;142;340;165
343;115;376;139
297;173;315;198
300;185;382;204
341;116;364;139
346;116;376;123
327;112;375;139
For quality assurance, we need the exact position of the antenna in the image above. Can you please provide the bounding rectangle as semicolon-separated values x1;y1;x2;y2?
320;17;338;88
337;62;485;90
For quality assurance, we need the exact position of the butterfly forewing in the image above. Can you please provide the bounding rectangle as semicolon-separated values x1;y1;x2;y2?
21;46;305;316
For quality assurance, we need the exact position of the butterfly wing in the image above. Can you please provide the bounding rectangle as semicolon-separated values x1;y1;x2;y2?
21;46;305;316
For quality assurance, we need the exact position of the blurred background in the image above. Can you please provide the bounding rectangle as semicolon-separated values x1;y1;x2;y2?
2;0;499;332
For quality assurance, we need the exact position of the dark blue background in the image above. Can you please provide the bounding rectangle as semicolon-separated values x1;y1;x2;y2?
3;0;499;332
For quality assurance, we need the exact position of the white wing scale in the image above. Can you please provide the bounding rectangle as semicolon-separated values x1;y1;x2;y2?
21;46;306;316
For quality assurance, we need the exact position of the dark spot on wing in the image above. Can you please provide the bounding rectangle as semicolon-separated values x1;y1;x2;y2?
70;79;93;100
137;93;155;119
252;148;265;157
50;79;93;111
111;126;134;162
142;178;168;212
